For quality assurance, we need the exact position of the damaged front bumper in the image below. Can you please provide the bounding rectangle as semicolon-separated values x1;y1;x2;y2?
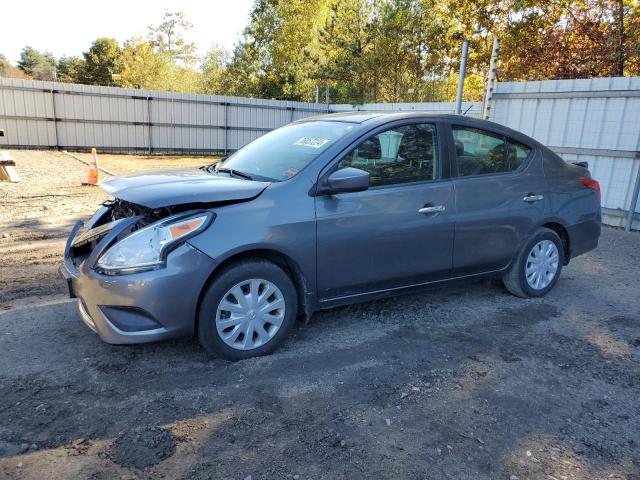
60;208;217;344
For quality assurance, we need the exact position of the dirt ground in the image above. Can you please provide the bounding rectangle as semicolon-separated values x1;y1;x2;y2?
0;150;639;480
0;150;211;307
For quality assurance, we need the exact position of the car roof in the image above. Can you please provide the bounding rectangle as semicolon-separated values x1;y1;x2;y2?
306;112;388;123
298;111;547;151
305;111;498;125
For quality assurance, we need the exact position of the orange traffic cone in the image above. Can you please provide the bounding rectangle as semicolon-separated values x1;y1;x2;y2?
85;148;99;186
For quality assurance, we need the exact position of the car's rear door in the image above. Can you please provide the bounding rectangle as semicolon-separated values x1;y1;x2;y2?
315;120;455;302
446;122;545;275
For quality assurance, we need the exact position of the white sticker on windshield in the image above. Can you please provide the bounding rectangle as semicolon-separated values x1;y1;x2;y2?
293;137;331;148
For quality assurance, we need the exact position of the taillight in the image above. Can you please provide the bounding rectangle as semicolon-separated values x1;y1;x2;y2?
580;177;601;199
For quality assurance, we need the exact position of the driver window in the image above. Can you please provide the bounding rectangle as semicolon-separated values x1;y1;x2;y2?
337;123;438;187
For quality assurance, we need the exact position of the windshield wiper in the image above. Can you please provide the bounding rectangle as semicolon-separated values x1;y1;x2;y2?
213;166;253;180
201;155;229;172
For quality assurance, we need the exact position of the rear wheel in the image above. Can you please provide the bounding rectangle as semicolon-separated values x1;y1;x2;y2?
502;227;564;298
198;259;298;360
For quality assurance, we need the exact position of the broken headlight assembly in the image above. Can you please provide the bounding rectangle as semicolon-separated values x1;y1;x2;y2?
96;211;213;274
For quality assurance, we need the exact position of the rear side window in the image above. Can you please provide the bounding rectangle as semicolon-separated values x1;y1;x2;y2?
452;126;532;176
453;127;508;176
337;123;438;187
507;140;532;170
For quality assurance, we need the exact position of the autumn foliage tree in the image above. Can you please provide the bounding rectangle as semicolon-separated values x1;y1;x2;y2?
2;3;638;103
221;0;638;102
485;0;638;80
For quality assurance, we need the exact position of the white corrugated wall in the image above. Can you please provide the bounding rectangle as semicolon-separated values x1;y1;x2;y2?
0;78;328;154
1;76;638;229
490;77;640;229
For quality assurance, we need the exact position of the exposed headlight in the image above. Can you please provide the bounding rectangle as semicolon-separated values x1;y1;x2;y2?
96;212;212;274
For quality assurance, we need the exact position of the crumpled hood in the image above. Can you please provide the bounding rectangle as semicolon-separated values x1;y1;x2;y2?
101;167;270;209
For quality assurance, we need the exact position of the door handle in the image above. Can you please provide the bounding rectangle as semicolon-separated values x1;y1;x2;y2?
418;205;446;214
523;194;544;203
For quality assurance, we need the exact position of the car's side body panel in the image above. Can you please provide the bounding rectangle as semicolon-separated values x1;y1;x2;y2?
442;117;548;275
541;148;602;258
312;118;456;300
186;175;319;305
450;156;547;275
315;180;456;299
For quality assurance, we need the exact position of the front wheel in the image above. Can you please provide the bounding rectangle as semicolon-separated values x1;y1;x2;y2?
198;259;298;360
502;227;564;298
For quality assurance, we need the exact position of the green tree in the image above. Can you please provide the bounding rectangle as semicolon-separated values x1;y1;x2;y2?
17;46;56;79
79;38;123;86
148;11;197;65
17;46;44;75
371;0;453;102
316;0;376;104
56;56;85;83
223;0;330;100
267;0;331;100
169;66;202;93
222;41;263;97
200;44;229;94
223;0;287;98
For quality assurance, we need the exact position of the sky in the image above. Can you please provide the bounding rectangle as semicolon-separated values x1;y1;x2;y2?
1;0;255;63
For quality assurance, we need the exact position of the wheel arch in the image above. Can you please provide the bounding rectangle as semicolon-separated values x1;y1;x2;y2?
511;219;571;271
194;247;315;336
539;220;571;265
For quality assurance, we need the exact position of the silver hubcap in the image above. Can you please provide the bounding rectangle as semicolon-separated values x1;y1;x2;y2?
525;240;559;290
215;279;285;351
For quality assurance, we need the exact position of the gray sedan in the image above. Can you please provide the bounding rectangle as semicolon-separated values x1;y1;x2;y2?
61;113;601;360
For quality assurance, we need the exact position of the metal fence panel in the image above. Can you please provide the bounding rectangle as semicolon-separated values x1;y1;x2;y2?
490;77;640;229
1;76;638;229
0;77;328;154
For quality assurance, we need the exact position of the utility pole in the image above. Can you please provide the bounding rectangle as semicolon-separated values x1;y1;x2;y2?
454;40;469;115
51;66;59;149
325;85;330;111
615;0;625;76
482;37;500;120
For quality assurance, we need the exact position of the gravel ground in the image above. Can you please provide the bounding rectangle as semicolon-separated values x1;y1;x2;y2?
0;150;211;307
0;150;639;480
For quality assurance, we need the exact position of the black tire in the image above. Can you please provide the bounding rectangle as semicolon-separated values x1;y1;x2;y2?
198;259;298;361
502;227;564;299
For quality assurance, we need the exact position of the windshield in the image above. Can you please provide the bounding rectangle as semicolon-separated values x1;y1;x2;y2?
218;121;355;181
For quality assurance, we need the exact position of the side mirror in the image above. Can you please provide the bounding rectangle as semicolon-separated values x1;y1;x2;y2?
320;167;370;195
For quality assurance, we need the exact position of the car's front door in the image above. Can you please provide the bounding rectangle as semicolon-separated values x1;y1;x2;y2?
447;123;545;275
315;121;455;302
